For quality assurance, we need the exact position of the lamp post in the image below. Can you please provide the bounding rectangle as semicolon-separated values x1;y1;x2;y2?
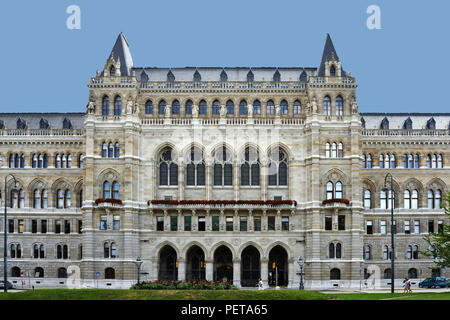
382;173;395;294
134;257;143;285
3;174;18;293
297;256;304;290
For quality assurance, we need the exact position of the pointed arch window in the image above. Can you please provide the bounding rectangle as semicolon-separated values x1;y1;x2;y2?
325;143;331;158
266;100;275;115
159;100;166;115
159;148;178;186
114;96;122;116
241;146;260;186
114;142;120;158
268;148;288;186
253;100;261;114
364;189;371;209
112;182;119;199
64;190;71;208
78;154;84;168
293;100;301;114
9;154;14;168
380;190;395;209
212;100;220;115
336;96;343;116
38;154;43;168
367;154;372;168
108;142;114;158
55;154;61;168
34;189;41;208
330;65;336;77
331;143;337;158
280;100;288;115
57;189;64;208
199;100;207;114
185;100;193;115
20;154;25;168
404;190;411;209
102;96;110;116
172;100;180;114
338;143;343;158
239;100;247;115
437;154;443;168
411;189;418;209
323;96;331;116
213;146;233;186
186;146;205;186
326;182;334;200
226;100;234;114
383;245;390;260
102;143;107;158
145;100;153;114
42;189;48;208
364;245;371;260
103;181;111;199
110;65;116;77
61;154;67;168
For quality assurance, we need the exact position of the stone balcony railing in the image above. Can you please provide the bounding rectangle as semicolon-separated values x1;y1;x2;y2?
94;199;123;209
0;128;85;137
362;129;450;137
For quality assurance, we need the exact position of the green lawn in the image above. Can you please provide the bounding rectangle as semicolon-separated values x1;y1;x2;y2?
0;289;449;300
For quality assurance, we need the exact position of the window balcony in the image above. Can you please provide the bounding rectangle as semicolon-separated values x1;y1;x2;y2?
95;198;123;209
322;198;350;209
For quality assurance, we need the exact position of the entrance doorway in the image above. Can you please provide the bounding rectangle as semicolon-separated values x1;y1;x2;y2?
186;245;206;280
158;245;178;280
268;245;288;286
213;245;233;282
241;246;260;287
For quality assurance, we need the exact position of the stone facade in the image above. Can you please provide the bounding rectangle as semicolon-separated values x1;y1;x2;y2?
0;33;448;289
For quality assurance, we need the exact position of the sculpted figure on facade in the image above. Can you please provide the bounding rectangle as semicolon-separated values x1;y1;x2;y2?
192;104;199;117
219;104;226;118
87;101;95;114
248;104;253;117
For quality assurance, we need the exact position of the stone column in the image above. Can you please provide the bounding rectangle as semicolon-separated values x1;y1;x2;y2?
163;210;168;232
206;159;212;201
261;161;268;201
205;259;213;281
178;158;184;200
178;210;183;231
206;209;211;231
178;259;186;281
219;210;225;231
233;161;239;200
261;258;269;288
234;209;239;231
233;258;241;287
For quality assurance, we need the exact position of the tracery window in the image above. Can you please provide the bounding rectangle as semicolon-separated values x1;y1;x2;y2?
280;100;288;115
114;96;122;116
172;100;180;114
293;100;301;114
336;96;343;116
268;147;288;186
253;100;261;114
213;146;233;186
145;100;153;114
323;96;331;116
266;100;274;115
186;146;205;186
159;148;178;186
239;100;247;115
102;96;109;116
226;100;234;114
199;100;207;114
241;146;260;186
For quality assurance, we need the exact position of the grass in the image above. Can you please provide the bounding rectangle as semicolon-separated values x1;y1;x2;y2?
0;289;449;300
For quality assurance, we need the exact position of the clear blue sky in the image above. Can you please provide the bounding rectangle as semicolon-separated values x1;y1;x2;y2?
0;0;448;113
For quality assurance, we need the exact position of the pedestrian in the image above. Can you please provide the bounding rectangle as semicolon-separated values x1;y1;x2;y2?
257;278;264;290
402;278;408;293
406;278;412;293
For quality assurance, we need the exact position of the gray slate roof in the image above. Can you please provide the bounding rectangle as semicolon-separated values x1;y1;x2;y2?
0;113;85;130
360;113;450;130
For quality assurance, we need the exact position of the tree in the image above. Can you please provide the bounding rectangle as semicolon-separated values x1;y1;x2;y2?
421;192;450;268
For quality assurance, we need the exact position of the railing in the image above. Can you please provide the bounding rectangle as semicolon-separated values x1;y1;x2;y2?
362;129;450;137
134;81;311;91
0;129;84;137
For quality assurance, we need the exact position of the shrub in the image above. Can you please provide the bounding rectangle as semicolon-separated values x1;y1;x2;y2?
131;280;238;290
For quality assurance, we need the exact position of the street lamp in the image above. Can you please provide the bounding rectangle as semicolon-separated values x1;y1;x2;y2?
134;257;143;285
3;174;18;293
382;173;395;294
297;256;304;290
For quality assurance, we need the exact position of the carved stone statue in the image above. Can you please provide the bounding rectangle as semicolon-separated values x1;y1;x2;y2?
165;104;171;117
352;98;358;114
87;101;95;114
275;105;280;116
248;104;253;117
311;97;318;114
219;104;226;118
192;104;199;117
134;102;139;114
126;100;133;115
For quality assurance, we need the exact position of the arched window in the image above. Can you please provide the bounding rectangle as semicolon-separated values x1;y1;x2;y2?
35;267;44;278
239;100;247;115
363;155;367;168
408;154;413;169
367;154;372;168
67;154;72;168
326;182;334;200
103;181;111;199
280;100;288;115
145;100;153;114
39;244;45;259
10;189;18;208
38;154;43;168
390;154;396;168
411;189;418;209
34;189;41;208
10;244;16;259
111;242;117;258
64;189;71;208
331;143;337;158
428;189;434;209
56;244;62;259
58;268;67;278
413;245;419;259
212;100;220;115
102;143;107;158
32;154;37;168
55;154;61;168
159;148;178;186
159;100;166;115
226;100;234;114
108;142;114;158
241;146;260;186
213;146;233;186
325;143;331;158
61;154;66;168
323;96;331;116
404;190;411;209
11;267;21;277
435;189;442;209
384;268;391;279
199;100;207;115
328;243;335;259
382;245;389;260
14;154;19;168
9;154;14;168
268;148;288;186
18;189;24;208
253;100;261;114
57;189;64;208
114;142;120;158
408;268;418;279
338;143;343;158
102;96;110;116
172;100;180;114
112;181;119;199
186;146;205;186
78;154;84;168
437;154;443;168
330;268;340;280
185;100;193;114
20;154;25;168
364;245;371;260
114;96;122;116
364;189;371;209
330;65;336;77
432;154;437;168
293;100;301;114
427;154;431;168
380;190;395;209
42;189;48;208
406;245;412;260
336;243;342;259
33;244;39;258
266;100;274;115
105;268;115;279
336;96;343;116
110;65;116;77
335;182;343;199
104;242;110;258
414;154;419;168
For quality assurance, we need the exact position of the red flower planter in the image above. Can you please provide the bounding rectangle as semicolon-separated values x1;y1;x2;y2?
95;198;123;205
322;198;350;205
148;199;298;206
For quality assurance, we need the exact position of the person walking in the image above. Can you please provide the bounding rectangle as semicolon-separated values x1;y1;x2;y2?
257;278;264;290
402;277;409;293
406;278;412;293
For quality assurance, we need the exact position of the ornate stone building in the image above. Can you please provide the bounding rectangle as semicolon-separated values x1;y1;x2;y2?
0;33;448;289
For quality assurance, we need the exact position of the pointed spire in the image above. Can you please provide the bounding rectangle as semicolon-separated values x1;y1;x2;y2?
109;32;134;76
318;34;345;76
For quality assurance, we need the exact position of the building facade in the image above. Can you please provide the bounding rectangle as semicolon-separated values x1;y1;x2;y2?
0;33;448;289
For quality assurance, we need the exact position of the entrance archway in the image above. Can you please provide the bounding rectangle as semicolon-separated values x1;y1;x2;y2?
186;245;206;280
268;245;288;286
159;245;178;280
241;246;260;287
213;245;233;282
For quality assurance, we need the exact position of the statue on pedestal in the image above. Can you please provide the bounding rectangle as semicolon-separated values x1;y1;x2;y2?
87;101;95;114
311;97;318;114
126;100;133;115
248;104;253;117
219;104;226;118
192;104;199;117
165;104;171;117
275;105;280;116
